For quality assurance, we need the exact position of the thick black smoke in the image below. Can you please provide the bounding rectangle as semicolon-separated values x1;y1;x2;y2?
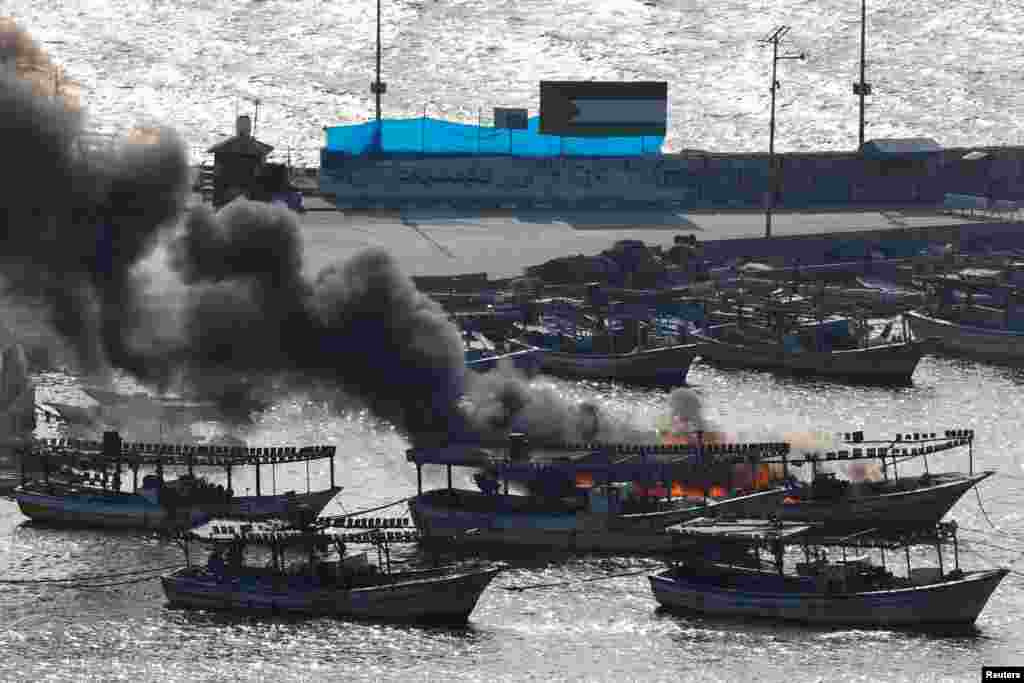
0;70;189;382
164;202;470;441
0;48;645;448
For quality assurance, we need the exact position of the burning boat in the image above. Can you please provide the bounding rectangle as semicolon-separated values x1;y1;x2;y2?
757;429;992;530
405;435;787;554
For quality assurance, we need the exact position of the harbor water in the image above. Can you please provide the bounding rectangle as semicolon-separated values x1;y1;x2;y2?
4;0;1024;164
2;0;1024;679
2;355;1023;683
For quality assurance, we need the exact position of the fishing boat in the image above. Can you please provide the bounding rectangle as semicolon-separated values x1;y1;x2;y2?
774;470;993;528
649;519;1009;629
527;343;698;385
462;329;542;375
692;317;927;384
905;308;1024;362
13;431;341;530
513;302;698;385
903;272;1024;362
162;519;504;623
743;428;991;530
406;437;787;553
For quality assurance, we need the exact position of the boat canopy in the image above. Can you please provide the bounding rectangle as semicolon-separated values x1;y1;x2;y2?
30;437;336;467
667;518;960;550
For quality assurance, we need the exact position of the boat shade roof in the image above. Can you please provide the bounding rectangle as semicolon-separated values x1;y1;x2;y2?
666;519;959;549
28;438;336;466
405;440;791;467
186;519;342;547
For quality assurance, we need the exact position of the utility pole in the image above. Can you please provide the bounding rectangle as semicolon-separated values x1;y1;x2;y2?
853;0;873;150
760;26;805;239
372;0;386;125
369;0;387;152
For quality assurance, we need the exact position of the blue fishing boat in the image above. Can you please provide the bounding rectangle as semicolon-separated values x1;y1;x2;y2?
162;519;504;623
649;519;1009;629
13;431;341;530
512;300;698;385
692;316;927;384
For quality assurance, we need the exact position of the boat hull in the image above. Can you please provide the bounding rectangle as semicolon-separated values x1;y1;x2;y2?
14;488;174;529
906;309;1024;362
208;487;341;520
14;485;341;530
409;488;785;553
649;568;1009;627
466;347;542;375
770;472;993;529
693;335;925;383
161;564;502;623
533;344;697;385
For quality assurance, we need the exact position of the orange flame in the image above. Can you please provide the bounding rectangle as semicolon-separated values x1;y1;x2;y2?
658;426;727;446
665;482;728;499
575;472;594;489
1;17;82;111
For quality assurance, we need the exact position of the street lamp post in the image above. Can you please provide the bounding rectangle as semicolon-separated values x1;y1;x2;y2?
761;26;805;238
371;0;387;124
369;0;388;152
853;0;873;149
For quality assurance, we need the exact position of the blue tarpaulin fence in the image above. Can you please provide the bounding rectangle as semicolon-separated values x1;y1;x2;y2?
324;116;663;157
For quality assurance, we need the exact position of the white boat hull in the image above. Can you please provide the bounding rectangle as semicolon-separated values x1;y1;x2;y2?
771;472;993;528
650;567;1009;627
693;334;925;383
533;343;698;384
906;309;1024;362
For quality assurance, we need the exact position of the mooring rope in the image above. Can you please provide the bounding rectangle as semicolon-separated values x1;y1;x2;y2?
959;524;1024;544
25;574;169;590
957;531;1024;559
974;485;1003;532
320;496;412;521
0;563;182;585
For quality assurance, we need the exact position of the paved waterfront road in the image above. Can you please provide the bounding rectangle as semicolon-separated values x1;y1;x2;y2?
297;203;980;279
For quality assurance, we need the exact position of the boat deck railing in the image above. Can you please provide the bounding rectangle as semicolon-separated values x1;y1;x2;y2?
23;437;337;467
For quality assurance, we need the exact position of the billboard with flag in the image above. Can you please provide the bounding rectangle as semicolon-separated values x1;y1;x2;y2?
539;81;668;137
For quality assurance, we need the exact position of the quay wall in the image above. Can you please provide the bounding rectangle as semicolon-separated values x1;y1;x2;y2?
695;221;1024;270
317;147;1024;209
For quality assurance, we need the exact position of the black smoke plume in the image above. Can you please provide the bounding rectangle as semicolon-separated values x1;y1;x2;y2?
0;34;646;447
165;202;470;441
0;68;189;381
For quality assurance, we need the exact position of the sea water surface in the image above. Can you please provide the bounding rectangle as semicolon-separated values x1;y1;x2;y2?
2;356;1024;683
1;2;1024;678
4;0;1024;164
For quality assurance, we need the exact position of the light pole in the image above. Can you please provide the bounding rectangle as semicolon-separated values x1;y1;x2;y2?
371;0;386;125
853;0;873;149
368;0;388;152
761;26;805;238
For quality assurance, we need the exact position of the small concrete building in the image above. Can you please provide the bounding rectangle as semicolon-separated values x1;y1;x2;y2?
206;115;274;207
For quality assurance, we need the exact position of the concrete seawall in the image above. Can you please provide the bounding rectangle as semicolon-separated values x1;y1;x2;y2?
315;146;1024;210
